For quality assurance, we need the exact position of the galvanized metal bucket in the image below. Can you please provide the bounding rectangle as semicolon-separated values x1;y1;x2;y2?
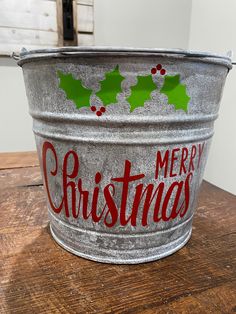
18;47;232;264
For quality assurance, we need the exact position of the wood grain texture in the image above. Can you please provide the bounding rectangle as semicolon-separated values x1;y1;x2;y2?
0;0;94;55
0;152;235;314
56;0;63;46
0;28;57;49
0;151;39;170
77;0;93;6
0;4;57;32
77;3;93;33
0;0;58;55
77;32;94;45
0;0;57;16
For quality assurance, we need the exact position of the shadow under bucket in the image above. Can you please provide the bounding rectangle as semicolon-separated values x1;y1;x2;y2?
18;47;232;264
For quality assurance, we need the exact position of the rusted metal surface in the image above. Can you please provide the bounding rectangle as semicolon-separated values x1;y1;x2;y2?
18;47;232;263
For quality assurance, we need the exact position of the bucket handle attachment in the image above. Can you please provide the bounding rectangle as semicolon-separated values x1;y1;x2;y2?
226;50;236;65
12;52;20;60
12;48;29;61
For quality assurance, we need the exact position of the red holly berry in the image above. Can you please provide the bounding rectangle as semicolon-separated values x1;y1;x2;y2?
151;68;157;74
156;64;162;70
160;69;166;75
91;106;96;112
96;111;102;117
100;106;106;113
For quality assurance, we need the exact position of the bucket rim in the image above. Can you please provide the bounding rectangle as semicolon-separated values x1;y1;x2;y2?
16;46;232;69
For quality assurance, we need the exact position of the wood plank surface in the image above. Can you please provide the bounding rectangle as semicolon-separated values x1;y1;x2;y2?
0;0;58;55
0;44;55;56
0;0;57;16
0;4;57;32
77;3;94;33
0;11;57;32
77;32;94;45
0;28;58;45
77;0;93;6
0;0;94;55
0;151;39;170
0;28;57;54
0;152;235;314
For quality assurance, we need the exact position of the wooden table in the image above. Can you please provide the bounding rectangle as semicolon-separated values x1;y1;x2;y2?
0;152;235;314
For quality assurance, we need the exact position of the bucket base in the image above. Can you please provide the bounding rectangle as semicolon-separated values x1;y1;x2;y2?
50;224;192;264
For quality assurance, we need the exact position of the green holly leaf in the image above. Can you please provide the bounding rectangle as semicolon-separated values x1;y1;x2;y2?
96;65;125;105
160;74;190;112
127;75;156;112
57;71;92;109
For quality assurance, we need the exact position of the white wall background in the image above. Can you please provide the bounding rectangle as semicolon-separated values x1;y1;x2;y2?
94;0;192;48
0;0;235;195
0;57;35;152
188;0;236;196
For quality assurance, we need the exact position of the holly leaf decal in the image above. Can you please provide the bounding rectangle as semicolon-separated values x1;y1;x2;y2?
57;71;92;109
127;75;156;112
160;74;190;112
96;65;125;105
